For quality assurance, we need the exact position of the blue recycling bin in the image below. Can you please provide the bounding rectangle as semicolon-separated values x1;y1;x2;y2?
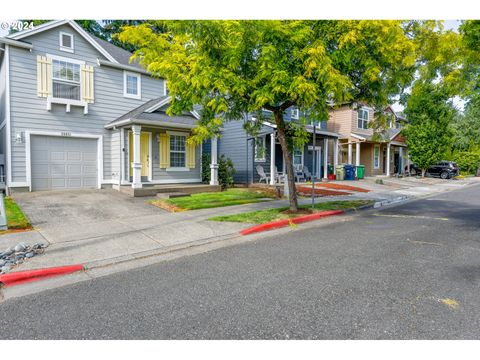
344;164;356;181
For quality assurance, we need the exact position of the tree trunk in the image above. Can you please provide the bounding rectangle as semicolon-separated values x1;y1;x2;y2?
274;110;299;212
421;169;426;178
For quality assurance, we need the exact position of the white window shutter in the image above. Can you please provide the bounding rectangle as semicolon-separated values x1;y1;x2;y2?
37;55;52;97
81;64;94;103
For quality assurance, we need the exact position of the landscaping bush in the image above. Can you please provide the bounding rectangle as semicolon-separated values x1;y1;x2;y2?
202;153;236;189
451;147;480;175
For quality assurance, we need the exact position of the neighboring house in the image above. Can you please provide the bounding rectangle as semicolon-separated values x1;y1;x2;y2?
326;103;409;177
0;20;219;195
219;107;341;185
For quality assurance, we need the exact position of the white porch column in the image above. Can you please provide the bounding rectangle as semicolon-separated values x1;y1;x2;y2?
270;132;276;185
131;125;142;189
210;137;219;185
323;138;328;179
399;147;403;174
348;142;352;164
333;138;339;168
386;142;391;176
355;142;361;166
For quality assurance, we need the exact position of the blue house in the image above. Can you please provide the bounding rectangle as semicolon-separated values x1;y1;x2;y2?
217;107;341;185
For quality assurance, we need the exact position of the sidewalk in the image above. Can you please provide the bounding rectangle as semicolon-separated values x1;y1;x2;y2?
1;176;479;275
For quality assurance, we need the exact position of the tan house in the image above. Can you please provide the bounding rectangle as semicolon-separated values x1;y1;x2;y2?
326;103;408;177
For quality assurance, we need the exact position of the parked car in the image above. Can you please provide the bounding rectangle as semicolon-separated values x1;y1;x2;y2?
406;161;459;179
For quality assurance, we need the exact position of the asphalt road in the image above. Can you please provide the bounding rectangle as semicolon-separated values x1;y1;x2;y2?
1;183;480;339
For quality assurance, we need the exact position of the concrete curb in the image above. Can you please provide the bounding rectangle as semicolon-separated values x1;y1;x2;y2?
0;264;84;287
239;210;345;236
373;195;409;208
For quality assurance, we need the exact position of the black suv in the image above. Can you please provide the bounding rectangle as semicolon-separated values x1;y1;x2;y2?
406;161;459;179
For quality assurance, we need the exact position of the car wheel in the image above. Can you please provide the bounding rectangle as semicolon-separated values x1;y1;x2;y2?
440;171;450;179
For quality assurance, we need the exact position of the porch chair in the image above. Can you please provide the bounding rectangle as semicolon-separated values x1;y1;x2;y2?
256;165;269;184
295;166;306;182
303;165;313;181
274;166;286;183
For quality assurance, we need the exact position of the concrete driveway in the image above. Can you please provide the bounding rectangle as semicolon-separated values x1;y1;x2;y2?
12;189;163;228
3;189;246;269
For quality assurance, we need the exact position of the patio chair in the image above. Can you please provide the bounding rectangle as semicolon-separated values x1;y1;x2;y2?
256;165;269;184
303;166;313;181
295;167;306;182
274;166;286;183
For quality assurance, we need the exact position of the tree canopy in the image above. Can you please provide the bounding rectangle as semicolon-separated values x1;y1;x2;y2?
119;20;418;211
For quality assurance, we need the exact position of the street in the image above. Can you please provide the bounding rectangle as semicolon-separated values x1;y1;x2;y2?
0;183;479;339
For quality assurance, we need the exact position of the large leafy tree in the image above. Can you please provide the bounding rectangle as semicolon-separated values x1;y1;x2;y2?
119;20;417;211
403;82;456;176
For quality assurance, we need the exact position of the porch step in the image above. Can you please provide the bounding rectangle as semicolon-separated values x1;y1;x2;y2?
119;184;221;197
156;192;191;199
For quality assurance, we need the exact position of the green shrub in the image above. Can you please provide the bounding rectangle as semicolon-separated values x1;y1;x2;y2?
202;152;236;189
451;147;480;175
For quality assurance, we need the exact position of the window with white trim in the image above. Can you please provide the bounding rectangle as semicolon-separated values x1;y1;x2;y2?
59;32;74;53
357;108;369;129
255;136;266;162
291;108;300;120
124;71;141;99
293;148;303;168
374;144;380;169
52;59;81;100
170;134;186;168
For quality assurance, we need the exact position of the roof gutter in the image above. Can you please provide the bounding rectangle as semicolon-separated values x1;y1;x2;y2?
97;59;150;75
0;37;33;50
105;118;196;130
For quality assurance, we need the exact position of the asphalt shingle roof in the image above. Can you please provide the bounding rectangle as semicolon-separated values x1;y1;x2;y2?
92;36;144;70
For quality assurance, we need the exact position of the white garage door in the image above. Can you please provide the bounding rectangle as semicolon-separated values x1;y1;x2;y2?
31;135;98;191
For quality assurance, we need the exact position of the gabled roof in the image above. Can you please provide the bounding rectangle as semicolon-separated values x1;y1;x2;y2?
7;20;118;63
105;96;200;130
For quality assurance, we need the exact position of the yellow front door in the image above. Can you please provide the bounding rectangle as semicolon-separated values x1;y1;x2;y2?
129;131;150;178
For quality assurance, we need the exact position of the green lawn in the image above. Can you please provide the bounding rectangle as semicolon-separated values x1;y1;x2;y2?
208;200;374;224
151;188;276;211
3;197;31;230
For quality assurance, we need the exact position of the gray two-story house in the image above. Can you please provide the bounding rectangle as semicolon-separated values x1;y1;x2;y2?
0;20;220;195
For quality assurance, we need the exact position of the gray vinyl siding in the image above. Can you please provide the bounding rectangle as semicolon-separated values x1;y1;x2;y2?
218;119;253;184
7;24;166;184
123;127;201;183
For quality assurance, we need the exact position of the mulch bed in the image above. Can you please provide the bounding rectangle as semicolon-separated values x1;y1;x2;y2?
314;183;370;193
149;200;185;213
296;186;351;197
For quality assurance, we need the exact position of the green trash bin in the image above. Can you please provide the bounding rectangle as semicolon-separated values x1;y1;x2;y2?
356;165;365;180
336;165;345;180
327;164;334;175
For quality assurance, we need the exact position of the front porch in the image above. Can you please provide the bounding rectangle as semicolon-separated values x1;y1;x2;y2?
252;125;341;184
338;131;409;178
105;96;220;195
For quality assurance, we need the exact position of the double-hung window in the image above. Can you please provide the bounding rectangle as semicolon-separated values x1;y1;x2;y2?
170;134;186;168
124;71;141;99
52;59;81;100
357;108;369;130
293;148;303;168
255;136;266;162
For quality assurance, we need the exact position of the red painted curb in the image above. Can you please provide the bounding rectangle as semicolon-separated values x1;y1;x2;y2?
240;210;345;236
0;264;84;287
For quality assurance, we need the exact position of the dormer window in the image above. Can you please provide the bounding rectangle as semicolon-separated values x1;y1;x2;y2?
124;71;141;99
59;32;74;53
